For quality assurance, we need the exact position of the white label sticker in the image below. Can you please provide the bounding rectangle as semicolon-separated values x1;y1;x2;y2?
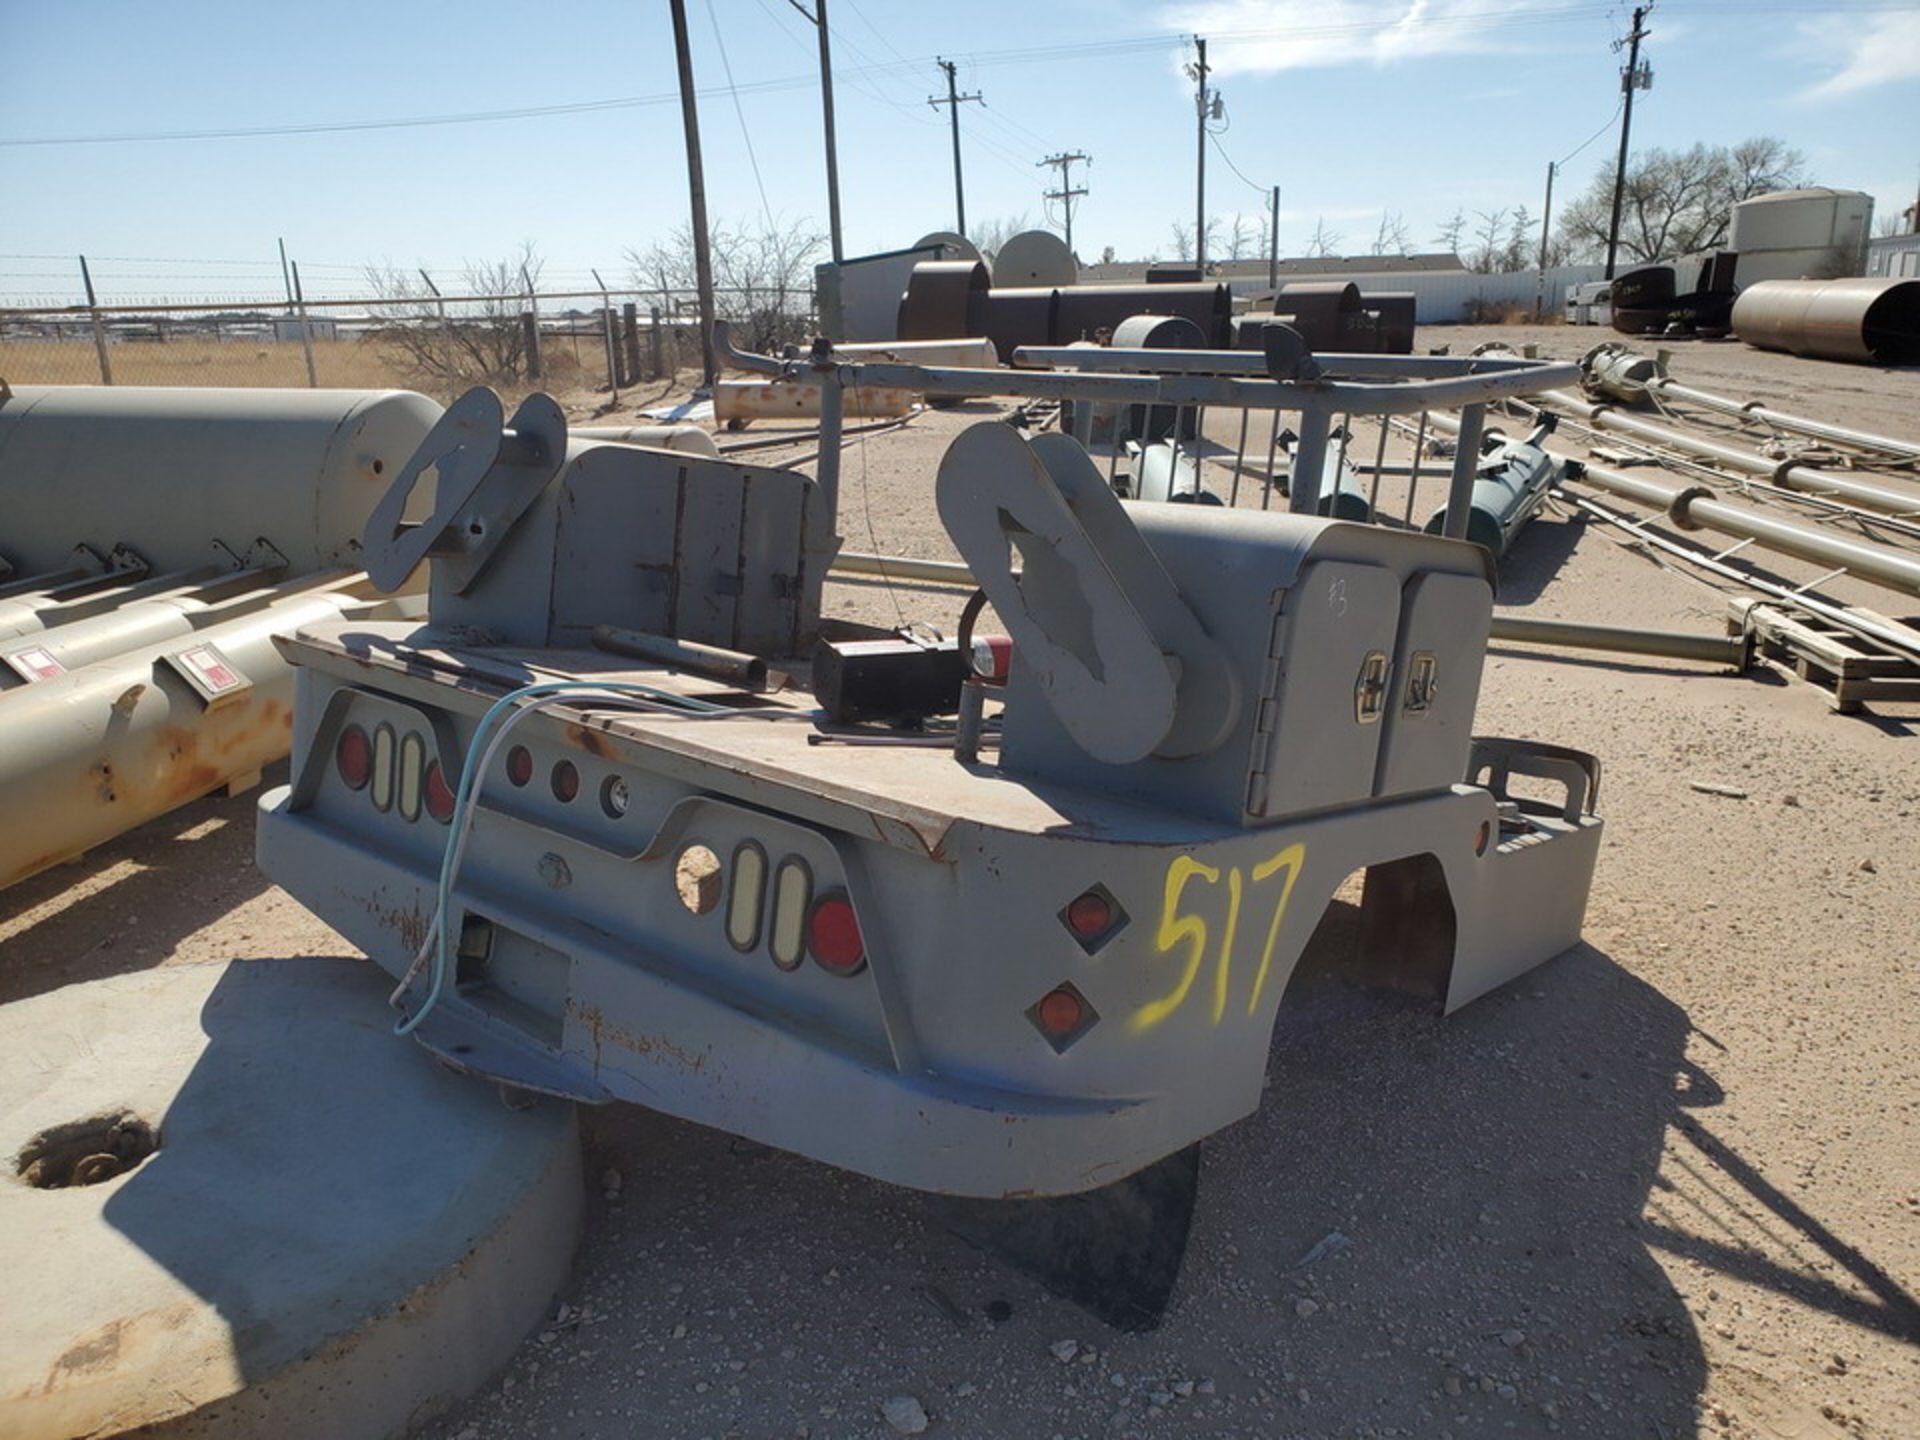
5;646;66;682
176;644;245;695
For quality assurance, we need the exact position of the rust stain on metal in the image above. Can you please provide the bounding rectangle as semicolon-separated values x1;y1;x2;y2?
563;721;614;760
572;1002;708;1075
364;896;429;954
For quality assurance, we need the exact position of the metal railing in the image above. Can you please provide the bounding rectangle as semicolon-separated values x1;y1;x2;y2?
713;321;1579;540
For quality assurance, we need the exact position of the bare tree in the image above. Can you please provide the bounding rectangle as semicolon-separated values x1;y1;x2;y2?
1433;208;1467;256
1502;205;1534;273
1225;214;1253;262
1099;244;1118;264
364;242;545;391
968;213;1034;263
1168;217;1221;263
627;218;824;356
1307;218;1344;259
1875;209;1912;239
1555;138;1808;263
1461;209;1508;273
1372;210;1413;257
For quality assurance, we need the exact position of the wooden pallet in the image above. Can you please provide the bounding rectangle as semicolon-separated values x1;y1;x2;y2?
1730;601;1920;713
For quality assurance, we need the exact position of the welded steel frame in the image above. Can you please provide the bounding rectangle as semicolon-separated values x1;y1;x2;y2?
713;322;1578;539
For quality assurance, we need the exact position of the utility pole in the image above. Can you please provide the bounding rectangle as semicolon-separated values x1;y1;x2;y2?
669;0;719;388
1268;184;1280;289
1534;162;1556;318
928;59;982;238
1187;36;1212;266
788;0;843;264
1604;3;1653;280
1038;152;1090;256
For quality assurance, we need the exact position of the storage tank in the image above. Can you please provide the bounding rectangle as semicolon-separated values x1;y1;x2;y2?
1728;188;1874;284
0;386;443;576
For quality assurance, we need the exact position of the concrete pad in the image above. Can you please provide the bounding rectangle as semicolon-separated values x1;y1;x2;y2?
0;958;582;1440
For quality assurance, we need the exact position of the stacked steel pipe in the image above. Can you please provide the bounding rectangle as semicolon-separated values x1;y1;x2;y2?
0;385;441;888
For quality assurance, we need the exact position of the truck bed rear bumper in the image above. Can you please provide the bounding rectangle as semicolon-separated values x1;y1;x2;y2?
257;788;1190;1199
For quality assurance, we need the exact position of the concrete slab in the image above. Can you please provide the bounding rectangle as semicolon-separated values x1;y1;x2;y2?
0;958;582;1440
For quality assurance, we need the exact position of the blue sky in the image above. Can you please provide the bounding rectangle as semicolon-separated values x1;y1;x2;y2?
1;0;1915;304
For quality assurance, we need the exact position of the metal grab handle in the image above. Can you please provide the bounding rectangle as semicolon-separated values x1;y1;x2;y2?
1468;736;1602;821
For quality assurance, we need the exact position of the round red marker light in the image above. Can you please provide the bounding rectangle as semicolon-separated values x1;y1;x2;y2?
551;760;580;803
1037;986;1084;1038
506;745;533;787
806;893;865;974
424;761;456;823
1065;890;1113;938
336;725;373;790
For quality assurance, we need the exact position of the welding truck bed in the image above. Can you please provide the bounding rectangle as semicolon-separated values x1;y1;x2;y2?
256;376;1602;1215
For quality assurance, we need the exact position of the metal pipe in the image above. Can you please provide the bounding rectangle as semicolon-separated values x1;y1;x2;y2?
1651;379;1920;464
1564;492;1920;663
590;624;770;690
833;551;972;586
714;321;1579;418
1488;614;1746;667
0;585;406;890
1731;277;1920;365
1425;407;1920;598
572;424;720;457
1443;404;1485;540
0;567;306;685
1540;388;1920;518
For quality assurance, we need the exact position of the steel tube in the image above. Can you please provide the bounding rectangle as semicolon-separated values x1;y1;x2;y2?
1582;461;1920;596
1731;277;1920;365
571;424;721;457
1488;614;1746;666
1651;380;1920;464
1426;407;1920;597
1011;346;1552;379
1443;405;1486;540
714;321;1579;418
832;551;973;586
590;624;769;689
1541;389;1920;518
0;569;304;685
0;586;403;890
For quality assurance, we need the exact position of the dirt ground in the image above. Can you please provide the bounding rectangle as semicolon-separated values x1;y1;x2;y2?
2;324;1915;1440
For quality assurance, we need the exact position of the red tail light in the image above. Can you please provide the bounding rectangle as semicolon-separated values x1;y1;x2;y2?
551;760;580;803
806;892;865;974
970;633;1013;681
506;745;533;787
1065;890;1113;938
1037;986;1084;1037
336;725;373;790
424;761;456;824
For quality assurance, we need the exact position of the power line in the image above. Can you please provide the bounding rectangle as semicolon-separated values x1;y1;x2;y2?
1207;130;1269;197
702;0;776;228
5;2;1911;149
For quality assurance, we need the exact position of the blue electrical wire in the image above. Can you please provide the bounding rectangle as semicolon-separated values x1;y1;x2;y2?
392;677;801;1037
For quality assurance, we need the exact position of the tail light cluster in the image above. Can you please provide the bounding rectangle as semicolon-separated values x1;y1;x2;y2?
712;839;865;977
336;723;455;826
1025;884;1127;1053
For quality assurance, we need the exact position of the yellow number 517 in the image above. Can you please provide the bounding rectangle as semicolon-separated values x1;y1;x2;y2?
1128;843;1306;1034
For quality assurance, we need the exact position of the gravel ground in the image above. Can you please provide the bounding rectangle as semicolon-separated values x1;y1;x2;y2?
3;325;1915;1440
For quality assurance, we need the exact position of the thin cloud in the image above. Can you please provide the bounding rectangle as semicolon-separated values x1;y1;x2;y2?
1799;12;1920;100
1157;0;1574;74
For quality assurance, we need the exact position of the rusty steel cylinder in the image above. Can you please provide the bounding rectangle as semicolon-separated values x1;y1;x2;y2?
0;585;407;890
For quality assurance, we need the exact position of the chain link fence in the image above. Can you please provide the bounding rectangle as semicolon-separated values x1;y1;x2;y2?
0;287;808;404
